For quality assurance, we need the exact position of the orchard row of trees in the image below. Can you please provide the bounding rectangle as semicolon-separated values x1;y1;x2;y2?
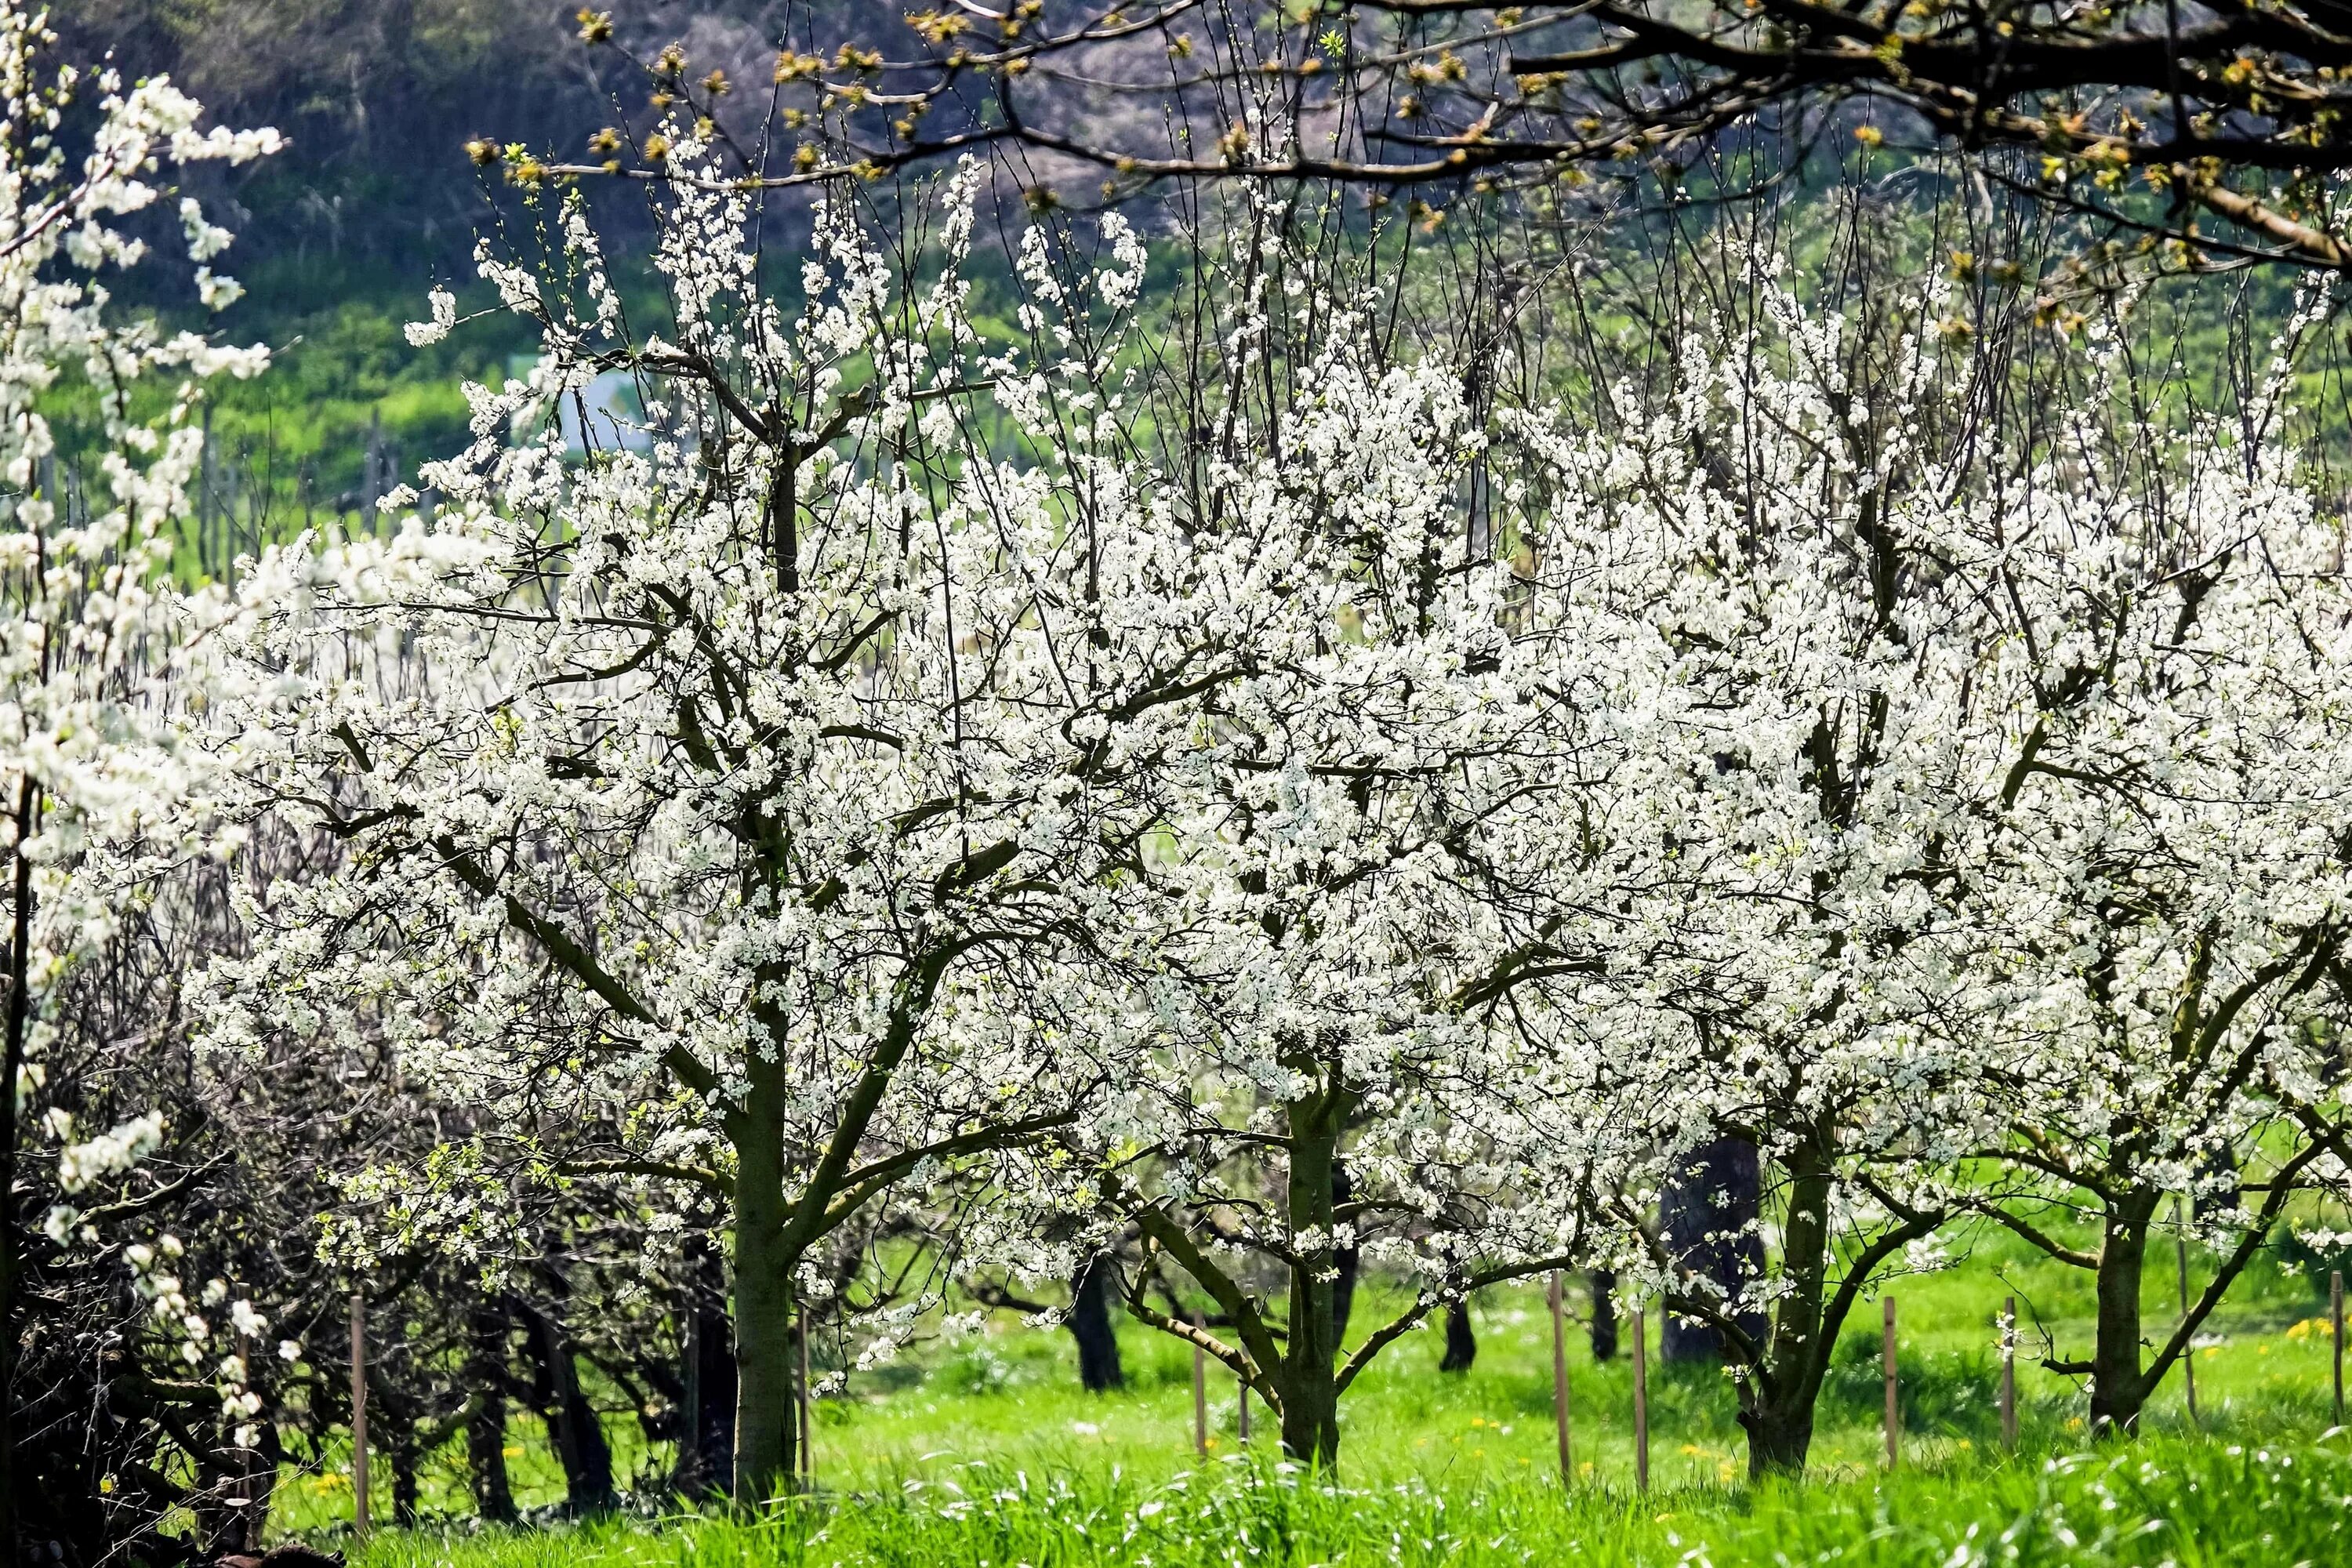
15;3;2352;1563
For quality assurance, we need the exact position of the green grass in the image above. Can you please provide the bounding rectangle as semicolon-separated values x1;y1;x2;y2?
765;1225;2343;1496
269;1221;2352;1563
342;1436;2352;1568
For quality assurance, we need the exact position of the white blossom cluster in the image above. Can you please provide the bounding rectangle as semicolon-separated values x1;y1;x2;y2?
1484;266;2352;1446
0;0;276;1225
0;9;296;1509
124;115;2352;1473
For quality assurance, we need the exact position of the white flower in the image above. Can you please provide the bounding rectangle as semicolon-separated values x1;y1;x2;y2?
405;286;459;347
194;266;245;310
180;198;235;262
57;1111;165;1193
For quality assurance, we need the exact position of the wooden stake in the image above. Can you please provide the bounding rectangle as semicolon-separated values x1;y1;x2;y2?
1882;1295;1898;1470
1999;1296;2017;1453
2176;1197;2198;1425
348;1293;368;1537
797;1316;815;1483
1548;1271;1573;1485
1192;1316;1209;1457
1237;1365;1250;1446
2333;1269;2346;1428
1631;1303;1649;1494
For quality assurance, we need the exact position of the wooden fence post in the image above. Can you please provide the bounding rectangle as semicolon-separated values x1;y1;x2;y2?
1548;1271;1573;1485
2333;1270;2346;1428
348;1293;368;1537
2176;1197;2198;1424
1882;1295;1898;1470
1192;1314;1208;1457
1999;1296;2017;1453
1631;1303;1649;1494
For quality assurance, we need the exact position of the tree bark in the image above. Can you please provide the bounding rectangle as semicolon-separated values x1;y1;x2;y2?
1438;1301;1477;1373
524;1308;615;1515
2193;1145;2242;1221
1279;1085;1345;1467
1069;1253;1124;1392
1661;1136;1766;1363
681;1236;736;1496
245;1420;285;1549
1737;1149;1837;1479
387;1403;421;1530
1742;1399;1816;1474
1589;1271;1618;1361
730;1049;798;1501
2089;1196;2158;1434
1331;1163;1360;1348
466;1304;517;1525
466;1389;516;1525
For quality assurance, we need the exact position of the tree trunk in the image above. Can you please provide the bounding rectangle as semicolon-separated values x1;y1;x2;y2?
680;1236;736;1497
1739;1149;1835;1478
245;1419;285;1548
525;1308;615;1515
1331;1163;1360;1348
2089;1197;2157;1435
1069;1253;1124;1392
466;1392;516;1525
1279;1087;1344;1468
2194;1145;2242;1221
388;1409;421;1530
1741;1396;1815;1476
207;1420;282;1552
731;1053;798;1501
1589;1271;1618;1361
1438;1301;1476;1373
468;1304;517;1523
0;782;38;1558
1661;1136;1766;1363
197;1440;251;1555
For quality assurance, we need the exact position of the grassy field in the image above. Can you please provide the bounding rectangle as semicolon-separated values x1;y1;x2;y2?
342;1438;2352;1568
272;1220;2352;1565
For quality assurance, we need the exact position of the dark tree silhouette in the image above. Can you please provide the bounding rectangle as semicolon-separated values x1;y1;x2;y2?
1069;1254;1126;1392
1438;1302;1477;1374
524;2;2352;273
1660;1138;1768;1363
